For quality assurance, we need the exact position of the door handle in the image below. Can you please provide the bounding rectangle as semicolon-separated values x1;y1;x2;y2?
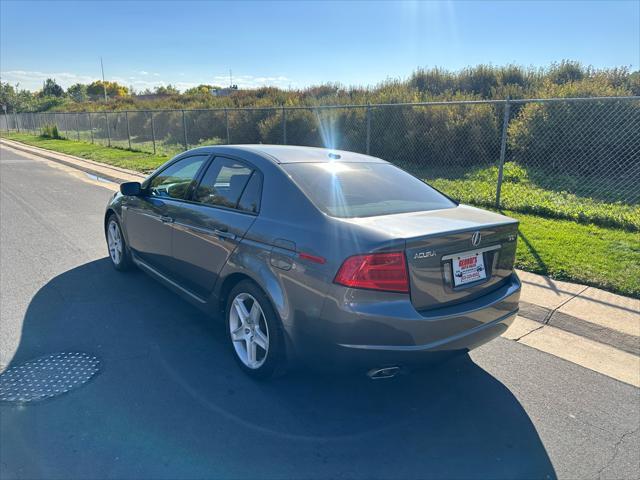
160;216;174;223
214;228;236;241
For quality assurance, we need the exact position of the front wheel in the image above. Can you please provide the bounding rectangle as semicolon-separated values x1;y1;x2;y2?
106;215;133;271
226;280;285;379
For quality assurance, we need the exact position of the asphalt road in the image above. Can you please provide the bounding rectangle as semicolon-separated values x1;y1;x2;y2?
1;145;639;480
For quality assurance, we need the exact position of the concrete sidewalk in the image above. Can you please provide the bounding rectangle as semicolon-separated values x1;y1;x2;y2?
2;137;638;386
508;271;639;387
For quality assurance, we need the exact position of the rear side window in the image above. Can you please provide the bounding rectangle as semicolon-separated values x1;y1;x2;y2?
149;155;209;199
194;157;254;210
282;162;456;218
237;172;262;213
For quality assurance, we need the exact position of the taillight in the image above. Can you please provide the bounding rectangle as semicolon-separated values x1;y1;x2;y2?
334;252;409;293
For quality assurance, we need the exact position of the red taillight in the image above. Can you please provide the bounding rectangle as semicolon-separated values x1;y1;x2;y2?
334;252;409;293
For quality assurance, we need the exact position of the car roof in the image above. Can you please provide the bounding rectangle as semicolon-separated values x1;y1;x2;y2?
203;144;388;164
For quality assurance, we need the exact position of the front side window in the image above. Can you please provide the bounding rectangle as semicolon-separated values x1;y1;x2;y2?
282;162;456;218
194;157;254;210
149;155;208;200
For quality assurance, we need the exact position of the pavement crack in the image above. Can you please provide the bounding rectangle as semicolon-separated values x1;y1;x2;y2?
543;285;590;325
596;424;640;479
513;323;545;341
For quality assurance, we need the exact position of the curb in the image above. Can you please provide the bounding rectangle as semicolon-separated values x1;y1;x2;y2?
518;301;639;356
0;138;145;184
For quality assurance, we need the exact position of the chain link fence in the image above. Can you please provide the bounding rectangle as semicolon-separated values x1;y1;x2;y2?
2;96;639;230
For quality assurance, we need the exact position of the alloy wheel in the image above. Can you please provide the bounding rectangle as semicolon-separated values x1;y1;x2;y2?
107;220;123;265
229;292;270;369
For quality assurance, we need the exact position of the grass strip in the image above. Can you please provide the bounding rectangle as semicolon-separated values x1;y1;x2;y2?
507;210;639;298
1;132;169;173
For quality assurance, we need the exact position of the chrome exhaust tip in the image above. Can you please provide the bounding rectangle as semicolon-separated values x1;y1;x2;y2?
367;366;401;380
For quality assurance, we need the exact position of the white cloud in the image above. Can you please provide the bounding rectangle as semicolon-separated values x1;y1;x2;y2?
211;74;293;89
0;70;97;90
0;69;296;92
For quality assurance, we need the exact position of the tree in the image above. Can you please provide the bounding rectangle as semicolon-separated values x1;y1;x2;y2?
0;82;39;111
154;84;179;95
67;83;88;102
41;78;64;97
184;84;218;96
548;60;585;85
86;80;129;100
0;82;17;110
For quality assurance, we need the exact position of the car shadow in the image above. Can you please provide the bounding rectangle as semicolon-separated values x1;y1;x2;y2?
1;258;556;479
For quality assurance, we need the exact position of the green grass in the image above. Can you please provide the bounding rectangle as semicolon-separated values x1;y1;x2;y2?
1;132;169;173
427;163;639;232
2;132;638;297
508;210;640;298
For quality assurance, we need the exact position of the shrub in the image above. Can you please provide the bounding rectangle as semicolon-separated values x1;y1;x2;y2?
507;80;640;203
40;123;61;139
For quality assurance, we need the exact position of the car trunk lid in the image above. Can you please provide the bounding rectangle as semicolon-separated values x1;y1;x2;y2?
345;205;519;310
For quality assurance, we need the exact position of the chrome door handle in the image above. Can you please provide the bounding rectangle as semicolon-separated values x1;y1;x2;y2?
160;216;174;223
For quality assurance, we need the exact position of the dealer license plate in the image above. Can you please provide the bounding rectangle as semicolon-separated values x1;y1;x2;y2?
452;251;487;287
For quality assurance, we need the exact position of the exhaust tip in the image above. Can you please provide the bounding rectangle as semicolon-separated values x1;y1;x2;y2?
367;366;401;380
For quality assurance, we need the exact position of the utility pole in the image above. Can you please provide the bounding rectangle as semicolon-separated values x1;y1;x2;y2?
100;57;108;102
229;69;233;88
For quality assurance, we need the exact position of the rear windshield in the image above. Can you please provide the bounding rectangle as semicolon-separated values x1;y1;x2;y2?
282;162;456;218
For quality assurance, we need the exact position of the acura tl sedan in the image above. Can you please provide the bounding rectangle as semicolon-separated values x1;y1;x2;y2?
105;145;521;379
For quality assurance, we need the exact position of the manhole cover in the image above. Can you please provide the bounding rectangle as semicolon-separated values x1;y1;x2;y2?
0;352;101;403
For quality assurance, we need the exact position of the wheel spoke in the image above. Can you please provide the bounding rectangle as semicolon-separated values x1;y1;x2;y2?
246;339;257;366
233;298;250;323
249;302;261;323
253;329;268;351
230;325;245;342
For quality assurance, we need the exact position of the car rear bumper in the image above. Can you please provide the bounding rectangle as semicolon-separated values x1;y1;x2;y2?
288;273;521;373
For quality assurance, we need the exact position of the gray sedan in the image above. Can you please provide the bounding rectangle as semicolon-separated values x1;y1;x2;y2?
105;145;521;379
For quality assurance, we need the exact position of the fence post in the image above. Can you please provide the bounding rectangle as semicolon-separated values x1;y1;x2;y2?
75;113;80;141
366;104;371;155
105;112;111;147
182;109;188;150
150;111;156;154
495;98;511;209
88;113;94;143
125;111;132;149
14;112;19;133
225;108;230;144
282;106;287;145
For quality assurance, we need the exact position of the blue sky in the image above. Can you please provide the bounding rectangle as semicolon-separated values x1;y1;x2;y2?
1;0;639;92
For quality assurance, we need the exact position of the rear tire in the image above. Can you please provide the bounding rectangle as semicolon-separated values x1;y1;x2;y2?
106;214;133;271
226;280;285;379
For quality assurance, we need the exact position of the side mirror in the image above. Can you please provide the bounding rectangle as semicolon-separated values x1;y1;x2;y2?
120;181;142;196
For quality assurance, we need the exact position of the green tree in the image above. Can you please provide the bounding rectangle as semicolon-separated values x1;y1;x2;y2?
67;83;88;102
548;60;585;85
41;78;64;97
154;84;179;95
